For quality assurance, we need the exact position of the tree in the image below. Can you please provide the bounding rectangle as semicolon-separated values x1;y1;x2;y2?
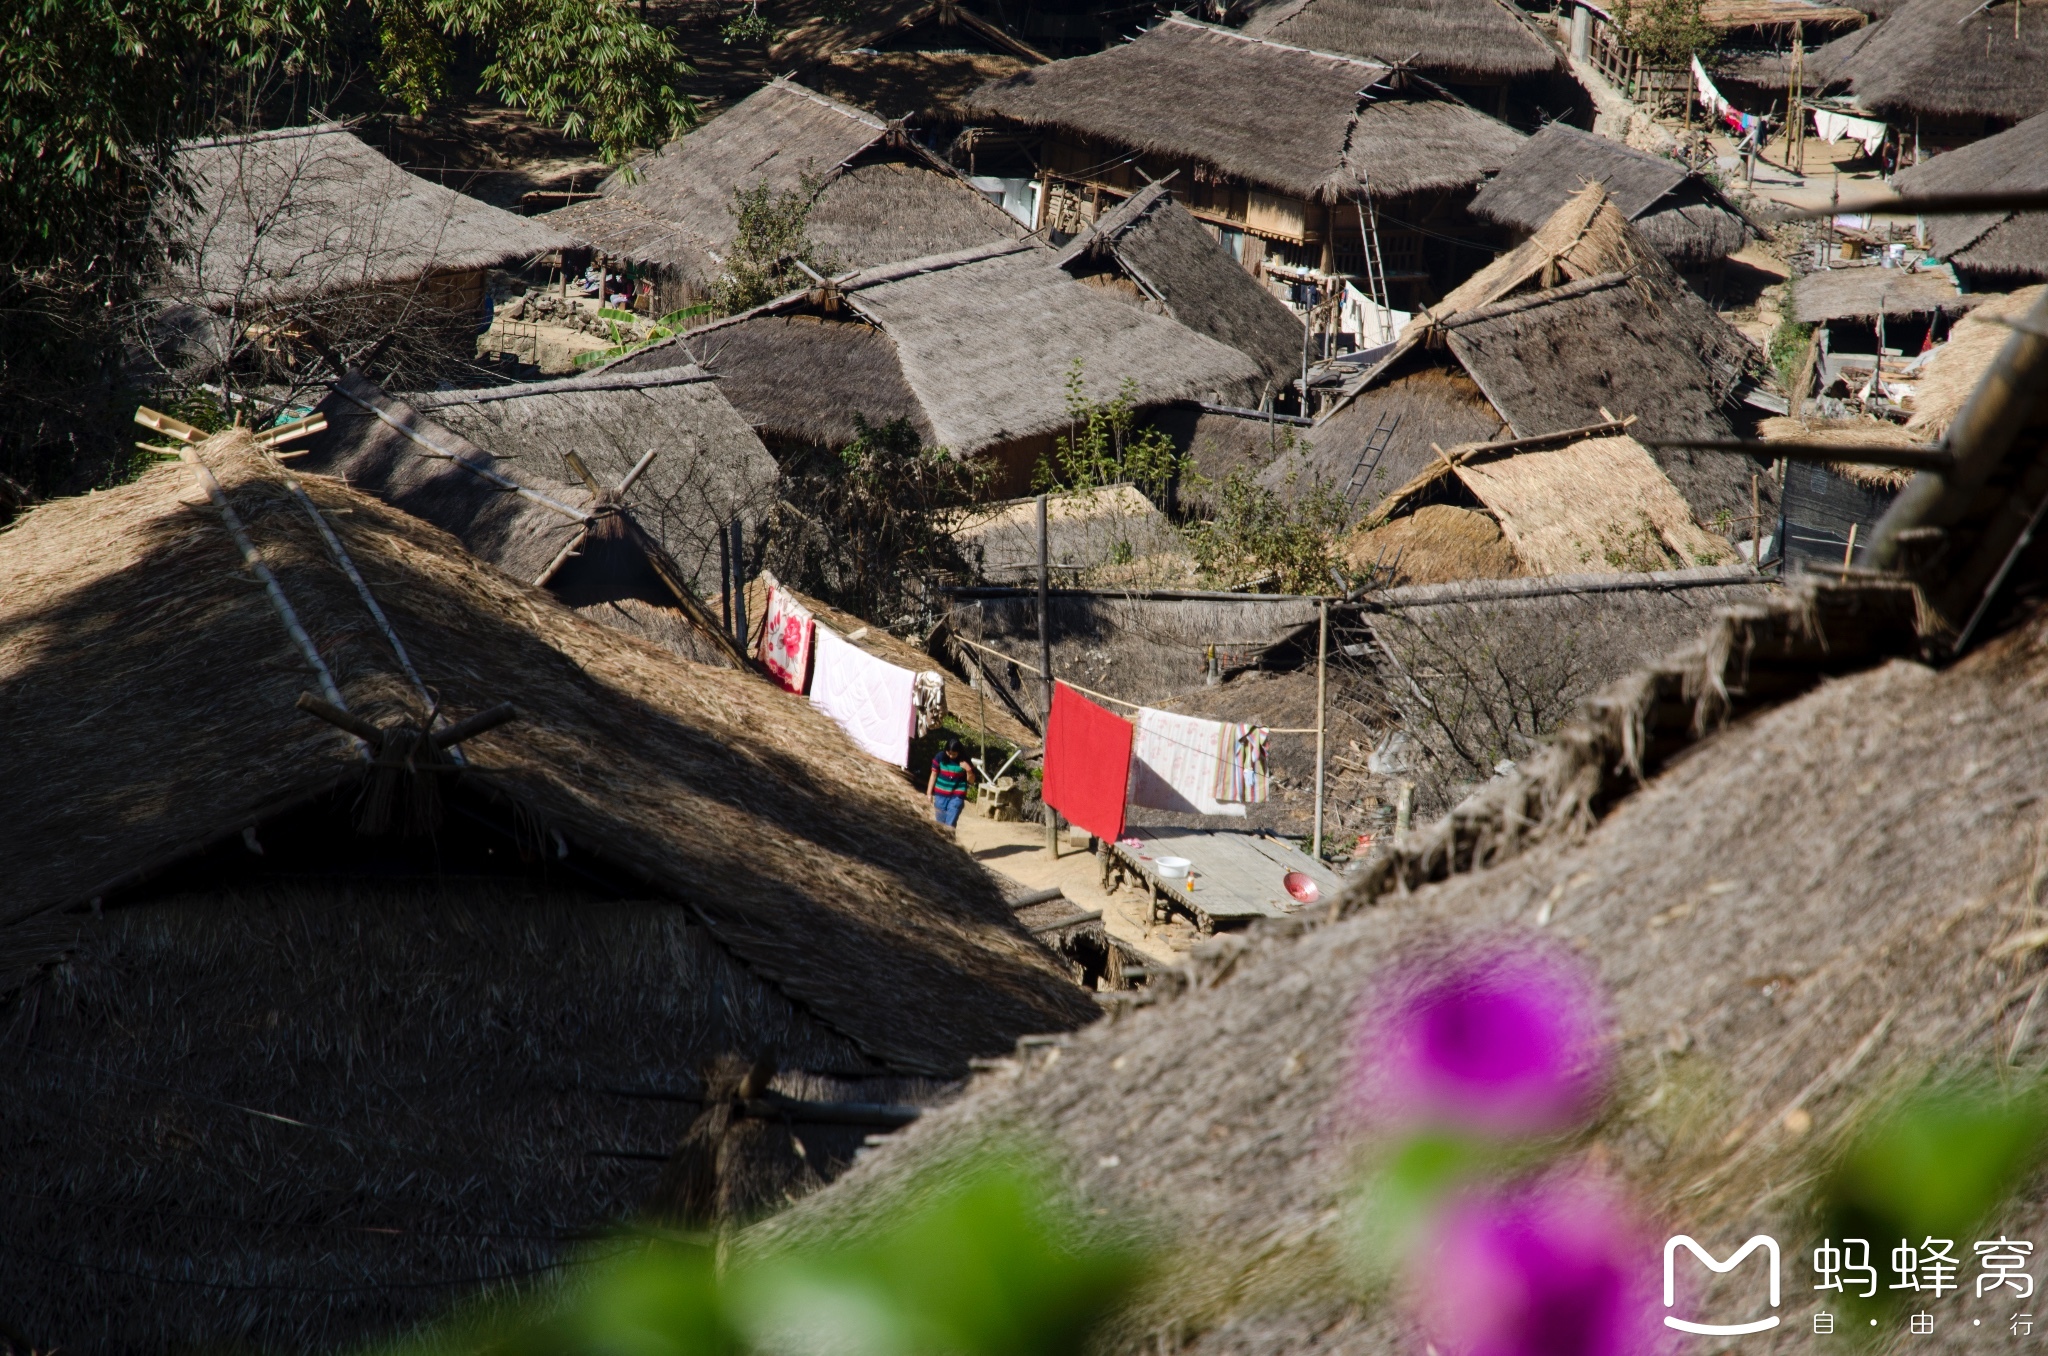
1182;466;1354;593
772;416;987;628
1611;0;1716;64
1033;361;1188;503
711;179;834;317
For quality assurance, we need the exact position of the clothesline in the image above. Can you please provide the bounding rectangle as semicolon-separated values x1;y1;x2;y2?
949;633;1320;735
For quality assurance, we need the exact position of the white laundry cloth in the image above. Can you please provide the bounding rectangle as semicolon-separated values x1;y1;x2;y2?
809;626;916;768
1127;708;1248;818
1813;107;1888;156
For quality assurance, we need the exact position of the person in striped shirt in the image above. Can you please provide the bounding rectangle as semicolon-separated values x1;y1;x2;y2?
926;738;976;833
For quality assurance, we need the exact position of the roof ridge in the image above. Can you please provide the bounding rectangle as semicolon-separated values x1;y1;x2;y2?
1157;10;1392;73
177;121;353;151
1439;269;1631;329
765;75;892;132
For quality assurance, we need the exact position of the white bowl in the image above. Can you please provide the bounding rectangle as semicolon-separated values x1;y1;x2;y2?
1154;856;1192;879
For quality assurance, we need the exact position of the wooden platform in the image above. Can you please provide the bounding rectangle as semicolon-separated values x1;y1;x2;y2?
1104;826;1345;933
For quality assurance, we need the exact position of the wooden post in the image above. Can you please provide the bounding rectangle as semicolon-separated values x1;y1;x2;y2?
719;528;733;636
729;518;748;648
1312;597;1329;860
1752;473;1763;566
1841;521;1859;579
1038;493;1057;857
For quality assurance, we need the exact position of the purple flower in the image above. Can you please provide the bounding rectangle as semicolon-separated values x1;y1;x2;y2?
1412;1175;1668;1356
1360;940;1608;1136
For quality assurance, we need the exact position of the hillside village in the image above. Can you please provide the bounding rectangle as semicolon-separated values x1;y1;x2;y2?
3;0;2048;1350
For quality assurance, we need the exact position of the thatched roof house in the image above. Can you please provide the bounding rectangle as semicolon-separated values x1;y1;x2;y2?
748;571;2044;1354
169;124;572;312
602;241;1265;494
295;368;778;663
1893;109;2048;287
0;432;1094;1351
1808;0;2048;128
1054;179;1307;390
1270;185;1769;527
1907;284;2048;437
1356;432;1740;577
1788;262;1974;323
948;484;1190;585
962;16;1524;307
1237;0;1566;106
769;0;1049;123
545;80;1025;309
1467;123;1751;268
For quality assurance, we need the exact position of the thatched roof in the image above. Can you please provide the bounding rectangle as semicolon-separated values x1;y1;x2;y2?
771;0;1049;66
545;80;1024;281
1300;189;1765;526
1345;501;1522;582
1759;413;1921;488
1809;0;2048;121
294;370;777;665
806;51;1038;122
948;484;1187;582
1468;124;1751;266
962;15;1526;202
1905;284;2045;437
1055;180;1306;389
747;573;2048;1354
1789;262;1974;322
169;125;573;309
606;242;1266;456
1;433;1096;1067
1370;433;1739;574
1238;0;1561;80
1893;110;2048;283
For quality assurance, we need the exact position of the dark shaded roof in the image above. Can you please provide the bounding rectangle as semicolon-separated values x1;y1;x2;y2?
545;80;1023;279
1239;0;1562;80
1809;0;2048;121
1468;123;1751;265
805;51;1037;122
608;241;1265;454
1056;180;1306;390
771;0;1050;65
0;434;1098;1078
1259;361;1508;513
1893;109;2048;282
169;125;573;309
963;15;1525;201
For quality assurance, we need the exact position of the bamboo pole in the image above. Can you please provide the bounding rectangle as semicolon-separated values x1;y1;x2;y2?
1039;493;1057;857
1312;598;1328;860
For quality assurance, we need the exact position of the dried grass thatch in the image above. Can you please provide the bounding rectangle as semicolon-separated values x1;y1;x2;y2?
1261;364;1509;515
1307;187;1769;528
1344;502;1521;582
545;80;1023;287
1894;110;2048;284
1907;284;2048;438
1468;124;1751;267
1789;263;1974;322
608;242;1265;458
1810;0;2048;121
771;0;1049;66
807;51;1037;122
169;125;572;309
948;485;1187;582
0;433;1100;1348
294;371;772;665
1760;413;1922;488
1237;0;1561;79
751;578;1973;1354
0;433;1094;1071
1371;434;1739;575
1056;181;1306;391
963;15;1526;202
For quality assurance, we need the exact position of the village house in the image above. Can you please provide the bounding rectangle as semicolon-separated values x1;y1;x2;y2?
153;124;573;383
1467;122;1753;275
0;431;1095;1352
961;15;1527;314
1893;108;2048;288
295;365;779;664
1052;178;1309;391
604;239;1266;494
1807;0;2048;153
1235;0;1584;125
545;79;1029;313
1265;185;1772;529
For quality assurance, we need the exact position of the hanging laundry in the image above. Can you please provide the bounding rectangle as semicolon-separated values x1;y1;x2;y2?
913;670;947;736
1691;57;1759;137
1213;723;1271;804
810;626;916;767
1812;107;1888;157
1127;708;1248;818
1044;682;1134;843
757;576;815;694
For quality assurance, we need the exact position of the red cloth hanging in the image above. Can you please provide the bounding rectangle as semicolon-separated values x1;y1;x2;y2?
1043;681;1133;843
